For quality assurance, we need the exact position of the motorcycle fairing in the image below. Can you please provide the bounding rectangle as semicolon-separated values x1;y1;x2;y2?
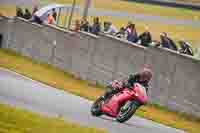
101;88;135;117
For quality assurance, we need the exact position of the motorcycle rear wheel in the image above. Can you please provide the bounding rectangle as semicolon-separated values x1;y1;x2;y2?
91;97;104;117
116;101;140;123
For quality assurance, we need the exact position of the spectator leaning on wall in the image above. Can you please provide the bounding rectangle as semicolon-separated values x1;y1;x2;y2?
72;19;81;32
90;17;101;35
103;22;118;35
178;40;194;56
52;8;57;21
116;27;126;39
32;5;38;16
103;21;109;32
47;13;56;25
29;5;43;24
138;27;152;47
16;7;24;18
23;8;32;20
80;18;90;32
160;32;178;51
30;15;43;24
126;23;138;43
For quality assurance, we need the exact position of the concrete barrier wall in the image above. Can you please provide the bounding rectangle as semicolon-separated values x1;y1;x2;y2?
2;17;200;117
0;16;10;48
145;47;200;116
11;18;55;64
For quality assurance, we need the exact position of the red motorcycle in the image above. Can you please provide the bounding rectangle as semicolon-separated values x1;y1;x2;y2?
91;82;148;123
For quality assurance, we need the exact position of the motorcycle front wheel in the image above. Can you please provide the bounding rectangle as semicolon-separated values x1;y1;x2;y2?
91;97;104;117
116;101;140;123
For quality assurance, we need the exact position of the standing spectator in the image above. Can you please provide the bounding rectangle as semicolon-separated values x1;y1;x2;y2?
160;32;178;51
30;5;42;24
90;17;101;35
103;21;110;32
138;27;152;47
52;8;57;22
32;5;38;16
47;13;56;25
23;8;32;20
72;19;80;32
16;7;24;18
178;40;194;56
103;22;118;35
126;23;138;43
125;21;132;30
116;27;126;39
80;18;90;32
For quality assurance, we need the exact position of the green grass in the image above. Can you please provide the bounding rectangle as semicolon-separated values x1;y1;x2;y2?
48;0;200;21
3;0;200;21
0;103;107;133
0;49;200;133
1;0;200;49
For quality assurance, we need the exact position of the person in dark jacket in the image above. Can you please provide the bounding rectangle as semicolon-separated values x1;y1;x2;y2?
52;8;57;21
160;32;178;51
80;18;90;32
138;27;152;47
102;66;152;99
90;17;101;35
23;8;32;20
16;7;24;18
178;40;194;56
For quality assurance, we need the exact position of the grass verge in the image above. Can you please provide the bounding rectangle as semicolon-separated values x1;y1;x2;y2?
49;0;200;21
2;0;200;20
0;49;200;133
0;103;106;133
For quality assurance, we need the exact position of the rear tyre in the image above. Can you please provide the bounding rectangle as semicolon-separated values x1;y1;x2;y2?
91;97;104;117
116;101;140;123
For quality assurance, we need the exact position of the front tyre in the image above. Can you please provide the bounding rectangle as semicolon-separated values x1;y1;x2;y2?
116;101;140;123
91;97;104;117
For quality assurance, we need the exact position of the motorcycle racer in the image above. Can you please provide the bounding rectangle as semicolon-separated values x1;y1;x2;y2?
103;66;152;100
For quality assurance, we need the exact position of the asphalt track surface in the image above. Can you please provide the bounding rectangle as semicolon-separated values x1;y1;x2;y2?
0;68;186;133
